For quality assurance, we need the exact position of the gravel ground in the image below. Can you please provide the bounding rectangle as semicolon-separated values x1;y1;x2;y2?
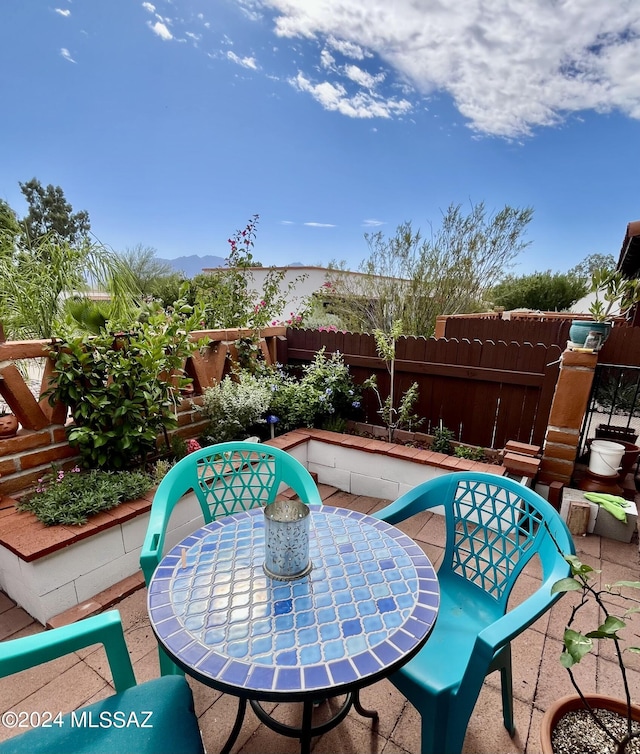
552;708;640;754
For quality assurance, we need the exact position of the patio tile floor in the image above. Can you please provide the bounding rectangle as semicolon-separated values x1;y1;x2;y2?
2;485;639;753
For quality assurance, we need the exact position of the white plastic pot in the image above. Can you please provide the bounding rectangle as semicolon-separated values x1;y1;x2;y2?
588;440;625;477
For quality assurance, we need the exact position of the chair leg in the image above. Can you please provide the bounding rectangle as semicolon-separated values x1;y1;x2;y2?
499;647;515;736
158;645;184;676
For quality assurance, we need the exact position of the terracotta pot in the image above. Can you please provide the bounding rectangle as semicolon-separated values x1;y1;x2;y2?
0;413;18;438
540;694;640;754
617;441;640;479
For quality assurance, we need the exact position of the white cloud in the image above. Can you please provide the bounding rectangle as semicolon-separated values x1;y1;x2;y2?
344;64;384;89
304;222;337;228
55;8;71;17
362;219;385;227
326;35;367;61
60;48;76;63
253;0;640;137
320;49;335;69
280;220;295;225
148;20;173;41
291;72;411;119
227;51;258;70
236;0;263;23
141;2;155;13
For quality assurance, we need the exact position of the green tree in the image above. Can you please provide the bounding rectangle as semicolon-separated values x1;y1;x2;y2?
489;270;588;311
570;253;616;280
19;178;91;246
118;244;175;297
327;201;533;336
148;272;189;309
0;200;20;257
0;233;136;339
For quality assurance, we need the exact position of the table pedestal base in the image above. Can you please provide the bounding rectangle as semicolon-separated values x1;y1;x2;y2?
221;691;378;754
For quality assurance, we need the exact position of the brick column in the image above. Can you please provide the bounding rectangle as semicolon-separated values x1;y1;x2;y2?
539;349;597;485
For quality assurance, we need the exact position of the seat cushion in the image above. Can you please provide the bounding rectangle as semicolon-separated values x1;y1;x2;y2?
0;675;203;754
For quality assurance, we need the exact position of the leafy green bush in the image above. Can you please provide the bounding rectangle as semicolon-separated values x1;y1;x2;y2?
266;350;361;433
18;465;152;526
266;369;323;432
199;372;272;443
454;444;485;461
431;424;455;454
45;287;202;470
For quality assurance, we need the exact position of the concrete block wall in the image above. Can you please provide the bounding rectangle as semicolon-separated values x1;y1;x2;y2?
0;492;203;624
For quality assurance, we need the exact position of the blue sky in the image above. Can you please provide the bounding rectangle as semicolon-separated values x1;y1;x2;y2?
1;0;639;275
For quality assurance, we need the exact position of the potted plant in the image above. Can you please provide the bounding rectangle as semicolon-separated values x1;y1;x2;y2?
540;554;640;754
570;269;640;349
0;403;19;438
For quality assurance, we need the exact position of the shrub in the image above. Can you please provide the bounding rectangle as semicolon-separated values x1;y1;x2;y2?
45;287;202;470
454;445;486;461
265;350;361;433
18;465;152;526
199;372;271;443
431;424;455;455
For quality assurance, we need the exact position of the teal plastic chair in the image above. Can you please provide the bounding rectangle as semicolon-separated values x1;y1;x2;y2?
141;440;322;674
0;610;203;754
374;471;575;754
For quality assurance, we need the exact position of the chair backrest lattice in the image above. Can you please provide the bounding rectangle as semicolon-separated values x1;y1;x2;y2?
449;479;543;603
195;448;281;521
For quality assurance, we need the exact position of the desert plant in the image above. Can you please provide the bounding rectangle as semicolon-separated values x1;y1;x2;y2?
551;554;640;754
454;444;486;461
588;268;640;323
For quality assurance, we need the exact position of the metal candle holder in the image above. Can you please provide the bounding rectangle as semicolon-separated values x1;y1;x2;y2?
263;499;312;580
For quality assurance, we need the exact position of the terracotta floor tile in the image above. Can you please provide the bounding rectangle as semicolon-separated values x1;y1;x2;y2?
1;486;639;754
0;605;36;640
0;591;15;614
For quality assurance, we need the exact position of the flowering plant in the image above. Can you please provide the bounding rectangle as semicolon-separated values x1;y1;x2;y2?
19;464;151;526
199;371;271;443
194;215;309;330
265;349;361;433
186;438;201;454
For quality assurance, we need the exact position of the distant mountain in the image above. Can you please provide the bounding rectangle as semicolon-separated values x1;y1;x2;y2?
158;255;226;277
158;255;308;277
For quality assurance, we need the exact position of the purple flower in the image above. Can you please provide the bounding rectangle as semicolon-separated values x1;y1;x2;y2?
352;401;361;409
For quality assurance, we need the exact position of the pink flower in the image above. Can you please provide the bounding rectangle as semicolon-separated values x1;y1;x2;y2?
186;439;202;453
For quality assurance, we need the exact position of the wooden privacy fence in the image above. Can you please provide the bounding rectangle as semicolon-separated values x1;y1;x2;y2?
283;328;562;449
435;315;574;347
597;324;640;366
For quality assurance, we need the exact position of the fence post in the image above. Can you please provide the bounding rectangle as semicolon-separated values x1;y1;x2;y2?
433;316;447;339
538;348;598;486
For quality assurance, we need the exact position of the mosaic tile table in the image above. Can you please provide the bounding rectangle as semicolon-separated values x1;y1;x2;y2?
148;505;440;754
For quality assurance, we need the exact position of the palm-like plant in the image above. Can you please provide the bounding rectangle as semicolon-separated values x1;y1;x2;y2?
0;231;137;339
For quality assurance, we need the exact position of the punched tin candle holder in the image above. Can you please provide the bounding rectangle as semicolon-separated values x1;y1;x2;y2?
263;499;312;580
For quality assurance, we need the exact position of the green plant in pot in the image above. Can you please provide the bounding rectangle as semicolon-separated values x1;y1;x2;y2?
570;269;640;350
540;554;640;754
